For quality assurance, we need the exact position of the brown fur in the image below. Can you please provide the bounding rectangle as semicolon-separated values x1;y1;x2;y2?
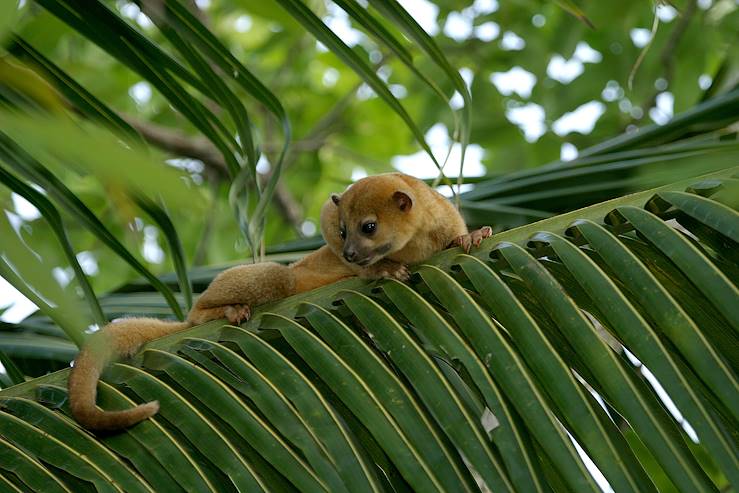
69;172;488;430
324;173;470;266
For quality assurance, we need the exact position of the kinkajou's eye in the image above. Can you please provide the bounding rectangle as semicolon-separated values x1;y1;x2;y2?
339;226;346;240
362;222;377;234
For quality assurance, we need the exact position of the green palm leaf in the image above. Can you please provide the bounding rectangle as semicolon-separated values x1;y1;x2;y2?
275;0;443;173
1;167;736;491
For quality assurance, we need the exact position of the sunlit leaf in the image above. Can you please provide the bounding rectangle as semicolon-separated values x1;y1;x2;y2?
0;165;105;326
0;56;65;113
0;211;90;346
0;113;199;210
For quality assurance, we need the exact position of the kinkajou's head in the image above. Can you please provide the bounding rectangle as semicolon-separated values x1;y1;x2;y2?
324;174;419;267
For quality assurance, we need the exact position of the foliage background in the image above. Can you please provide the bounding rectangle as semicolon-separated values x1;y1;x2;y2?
0;1;736;491
2;0;736;322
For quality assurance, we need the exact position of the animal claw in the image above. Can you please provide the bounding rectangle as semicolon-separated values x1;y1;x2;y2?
225;304;251;325
380;263;410;282
394;264;411;282
454;226;493;253
454;234;473;253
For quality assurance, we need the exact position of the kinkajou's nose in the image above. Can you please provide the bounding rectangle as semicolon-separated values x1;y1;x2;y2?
343;249;357;262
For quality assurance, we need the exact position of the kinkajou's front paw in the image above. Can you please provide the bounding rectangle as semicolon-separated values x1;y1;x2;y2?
453;226;493;253
360;260;410;282
384;262;411;282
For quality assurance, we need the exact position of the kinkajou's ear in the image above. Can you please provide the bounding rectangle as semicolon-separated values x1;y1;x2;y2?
393;190;413;212
330;193;341;205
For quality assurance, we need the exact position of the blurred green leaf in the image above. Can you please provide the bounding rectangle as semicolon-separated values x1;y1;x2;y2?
0;56;66;113
0;165;105;326
8;37;143;145
0;1;21;46
0;134;187;321
553;0;595;28
134;196;192;311
0;112;198;210
0;348;25;387
0;211;89;346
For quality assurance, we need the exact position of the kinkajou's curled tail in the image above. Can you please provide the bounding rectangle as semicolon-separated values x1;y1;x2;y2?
68;317;192;431
69;261;298;431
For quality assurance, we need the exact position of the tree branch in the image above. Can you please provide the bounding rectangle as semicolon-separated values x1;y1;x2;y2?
125;116;227;175
123;115;305;232
123;65;373;234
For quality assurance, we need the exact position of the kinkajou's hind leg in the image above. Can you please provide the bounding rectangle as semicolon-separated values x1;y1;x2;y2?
188;262;295;325
188;304;251;325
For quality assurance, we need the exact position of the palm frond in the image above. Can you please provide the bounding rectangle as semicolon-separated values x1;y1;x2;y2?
1;167;736;491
